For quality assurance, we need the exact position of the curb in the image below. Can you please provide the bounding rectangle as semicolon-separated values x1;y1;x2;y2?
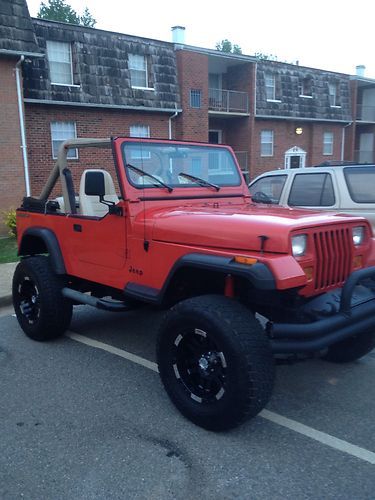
0;295;13;308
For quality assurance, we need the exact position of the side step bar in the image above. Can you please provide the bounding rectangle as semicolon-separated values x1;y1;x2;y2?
62;287;132;312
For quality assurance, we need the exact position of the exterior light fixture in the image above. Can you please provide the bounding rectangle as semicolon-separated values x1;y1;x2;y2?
295;127;303;135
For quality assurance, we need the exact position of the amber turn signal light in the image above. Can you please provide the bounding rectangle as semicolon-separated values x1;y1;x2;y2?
234;256;258;265
353;255;363;268
304;266;314;281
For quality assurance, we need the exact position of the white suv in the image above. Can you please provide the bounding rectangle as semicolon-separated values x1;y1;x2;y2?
249;164;375;230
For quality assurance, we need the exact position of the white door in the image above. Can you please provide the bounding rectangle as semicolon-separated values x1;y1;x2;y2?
284;146;307;168
359;133;374;163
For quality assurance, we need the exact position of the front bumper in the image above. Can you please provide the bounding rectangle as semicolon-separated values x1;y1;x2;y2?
269;266;375;354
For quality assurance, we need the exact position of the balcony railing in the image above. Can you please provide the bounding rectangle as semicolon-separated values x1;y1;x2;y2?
356;105;375;122
354;150;375;163
209;88;249;114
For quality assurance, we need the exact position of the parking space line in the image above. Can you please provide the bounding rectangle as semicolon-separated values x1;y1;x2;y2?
66;331;158;372
66;331;375;465
261;410;375;465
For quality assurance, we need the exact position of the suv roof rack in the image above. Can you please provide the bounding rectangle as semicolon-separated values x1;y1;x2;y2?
313;161;375;167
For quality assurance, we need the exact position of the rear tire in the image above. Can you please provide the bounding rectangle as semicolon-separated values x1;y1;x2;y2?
12;256;72;341
322;330;375;363
157;295;275;431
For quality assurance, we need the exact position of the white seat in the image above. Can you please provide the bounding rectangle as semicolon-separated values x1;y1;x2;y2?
54;196;65;212
79;169;119;217
54;195;80;213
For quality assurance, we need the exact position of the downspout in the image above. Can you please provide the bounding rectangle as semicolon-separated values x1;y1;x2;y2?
15;56;31;196
253;61;257;116
341;121;353;162
248;61;258;181
168;105;179;139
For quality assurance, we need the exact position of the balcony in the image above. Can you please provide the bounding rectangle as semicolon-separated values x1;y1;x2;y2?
209;88;249;115
354;150;375;163
356;105;375;122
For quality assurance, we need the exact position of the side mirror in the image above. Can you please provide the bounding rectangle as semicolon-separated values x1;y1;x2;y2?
85;171;105;197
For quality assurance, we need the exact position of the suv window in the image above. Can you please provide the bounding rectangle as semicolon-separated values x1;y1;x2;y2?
249;175;286;203
344;166;375;203
288;173;335;206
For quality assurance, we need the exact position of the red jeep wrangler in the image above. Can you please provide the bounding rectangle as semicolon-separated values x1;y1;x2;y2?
13;137;375;431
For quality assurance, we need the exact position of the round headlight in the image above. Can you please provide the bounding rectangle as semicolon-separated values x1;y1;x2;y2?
292;234;307;257
352;226;365;246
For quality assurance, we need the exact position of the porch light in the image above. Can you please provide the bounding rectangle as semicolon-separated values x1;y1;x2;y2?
295;127;303;135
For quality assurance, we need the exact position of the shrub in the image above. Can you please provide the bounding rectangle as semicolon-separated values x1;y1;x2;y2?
3;209;17;237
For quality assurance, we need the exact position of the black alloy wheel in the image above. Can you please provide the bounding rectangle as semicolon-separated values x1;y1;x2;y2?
13;256;72;341
157;295;275;431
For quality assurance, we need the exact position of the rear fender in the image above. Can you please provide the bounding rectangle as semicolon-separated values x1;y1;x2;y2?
18;227;66;274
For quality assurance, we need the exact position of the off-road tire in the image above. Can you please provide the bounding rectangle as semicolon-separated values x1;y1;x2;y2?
157;295;275;431
322;330;375;363
13;256;72;341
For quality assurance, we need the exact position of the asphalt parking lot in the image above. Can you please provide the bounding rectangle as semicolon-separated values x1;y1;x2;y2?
1;304;375;499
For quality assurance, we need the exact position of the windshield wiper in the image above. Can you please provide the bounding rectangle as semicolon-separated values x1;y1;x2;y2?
126;163;173;192
177;172;220;191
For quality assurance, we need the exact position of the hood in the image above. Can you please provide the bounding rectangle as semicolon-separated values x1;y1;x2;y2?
148;203;364;253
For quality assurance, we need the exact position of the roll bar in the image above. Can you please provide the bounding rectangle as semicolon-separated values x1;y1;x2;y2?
39;138;111;213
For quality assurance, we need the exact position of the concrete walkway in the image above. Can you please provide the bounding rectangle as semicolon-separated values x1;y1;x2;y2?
0;262;17;307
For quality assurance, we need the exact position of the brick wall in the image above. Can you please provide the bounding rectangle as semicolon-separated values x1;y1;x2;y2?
24;103;172;196
251;120;345;178
175;50;208;142
0;58;25;235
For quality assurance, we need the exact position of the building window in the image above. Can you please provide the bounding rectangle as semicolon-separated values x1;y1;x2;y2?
328;82;341;107
51;122;77;159
129;125;150;159
299;77;313;97
261;130;274;156
265;73;276;100
190;89;202;108
129;54;149;88
46;41;73;85
323;132;334;155
129;125;150;138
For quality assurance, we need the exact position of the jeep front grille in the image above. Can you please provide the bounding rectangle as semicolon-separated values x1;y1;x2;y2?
313;228;353;291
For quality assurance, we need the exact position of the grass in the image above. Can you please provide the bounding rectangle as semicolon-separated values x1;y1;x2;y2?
0;237;19;264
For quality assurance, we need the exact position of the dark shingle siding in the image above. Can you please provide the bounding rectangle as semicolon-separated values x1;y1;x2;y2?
256;60;352;121
23;19;181;110
0;0;40;54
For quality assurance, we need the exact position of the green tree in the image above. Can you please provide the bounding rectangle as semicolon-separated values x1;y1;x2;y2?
37;0;96;27
254;52;278;61
215;39;242;54
80;7;96;28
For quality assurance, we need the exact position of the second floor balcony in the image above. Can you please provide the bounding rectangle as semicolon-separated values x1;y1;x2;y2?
209;88;249;115
356;104;375;122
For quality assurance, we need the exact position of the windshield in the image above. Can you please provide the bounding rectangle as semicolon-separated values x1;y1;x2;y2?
122;142;242;189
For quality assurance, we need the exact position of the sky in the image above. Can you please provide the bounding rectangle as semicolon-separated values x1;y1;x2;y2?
26;0;375;79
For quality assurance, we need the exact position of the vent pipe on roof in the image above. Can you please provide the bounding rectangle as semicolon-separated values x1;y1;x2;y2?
356;65;366;77
171;26;185;44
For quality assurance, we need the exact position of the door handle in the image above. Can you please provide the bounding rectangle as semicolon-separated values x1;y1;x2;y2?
73;224;82;232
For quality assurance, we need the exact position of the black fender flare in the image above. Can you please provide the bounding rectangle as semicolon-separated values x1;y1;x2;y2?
124;253;276;304
18;227;66;274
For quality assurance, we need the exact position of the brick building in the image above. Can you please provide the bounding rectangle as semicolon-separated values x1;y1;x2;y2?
0;0;43;234
1;0;375;234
